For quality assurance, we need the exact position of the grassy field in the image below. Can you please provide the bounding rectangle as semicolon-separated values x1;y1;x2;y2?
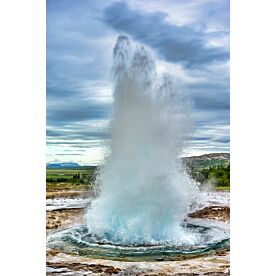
215;186;230;192
47;168;92;180
46;156;230;191
46;166;97;191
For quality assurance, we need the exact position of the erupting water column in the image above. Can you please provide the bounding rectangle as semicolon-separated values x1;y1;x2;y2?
86;35;199;245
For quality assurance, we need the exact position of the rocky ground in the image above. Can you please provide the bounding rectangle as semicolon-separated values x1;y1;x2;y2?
46;208;85;233
46;190;230;275
46;186;92;199
46;251;230;275
188;206;230;223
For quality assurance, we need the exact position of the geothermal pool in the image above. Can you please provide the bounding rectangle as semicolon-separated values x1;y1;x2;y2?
47;191;229;261
47;219;229;262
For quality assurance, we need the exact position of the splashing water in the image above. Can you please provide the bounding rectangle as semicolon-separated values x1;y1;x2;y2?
47;36;230;260
86;36;199;245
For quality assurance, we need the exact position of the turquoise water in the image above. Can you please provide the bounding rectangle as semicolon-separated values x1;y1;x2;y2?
47;221;229;261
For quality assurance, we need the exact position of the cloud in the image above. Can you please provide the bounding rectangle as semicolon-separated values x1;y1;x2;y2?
46;0;230;164
187;83;229;111
46;128;110;144
102;2;229;68
47;100;111;124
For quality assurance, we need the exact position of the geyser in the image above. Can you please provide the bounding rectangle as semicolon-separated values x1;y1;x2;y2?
86;35;198;244
47;36;230;260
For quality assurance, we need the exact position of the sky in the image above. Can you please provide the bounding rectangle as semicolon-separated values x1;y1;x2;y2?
46;0;230;165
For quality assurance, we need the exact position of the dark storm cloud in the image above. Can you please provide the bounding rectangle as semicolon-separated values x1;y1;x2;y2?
102;2;229;68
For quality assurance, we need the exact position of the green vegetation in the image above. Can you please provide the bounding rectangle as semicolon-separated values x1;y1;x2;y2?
187;159;229;171
201;164;230;187
184;154;230;190
46;154;230;191
183;153;229;171
46;166;97;187
187;164;230;189
215;186;230;192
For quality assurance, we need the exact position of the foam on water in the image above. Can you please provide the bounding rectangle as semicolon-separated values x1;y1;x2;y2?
86;36;199;245
47;221;229;261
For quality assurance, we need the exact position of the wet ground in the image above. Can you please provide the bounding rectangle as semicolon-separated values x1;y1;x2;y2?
46;190;230;275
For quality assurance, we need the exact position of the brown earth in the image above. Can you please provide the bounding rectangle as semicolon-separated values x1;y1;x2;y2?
46;208;85;233
46;191;230;275
47;261;122;275
46;251;230;276
188;206;230;223
46;186;93;199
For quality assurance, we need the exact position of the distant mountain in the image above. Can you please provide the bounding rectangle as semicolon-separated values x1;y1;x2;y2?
183;153;230;170
185;152;230;161
46;162;81;168
46;153;230;170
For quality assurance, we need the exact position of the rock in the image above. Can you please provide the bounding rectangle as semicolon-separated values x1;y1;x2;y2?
189;206;230;223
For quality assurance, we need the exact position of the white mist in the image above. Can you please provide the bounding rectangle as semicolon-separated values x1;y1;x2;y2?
86;35;198;244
